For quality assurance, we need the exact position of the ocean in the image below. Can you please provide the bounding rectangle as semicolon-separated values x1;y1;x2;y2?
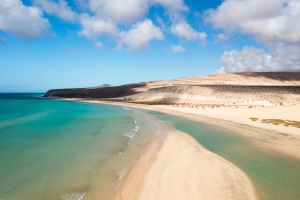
0;94;159;200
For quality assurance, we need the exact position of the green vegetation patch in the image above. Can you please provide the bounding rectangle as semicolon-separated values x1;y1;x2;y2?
249;117;259;122
261;119;300;128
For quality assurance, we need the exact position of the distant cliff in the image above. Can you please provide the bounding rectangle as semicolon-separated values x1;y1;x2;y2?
43;83;146;98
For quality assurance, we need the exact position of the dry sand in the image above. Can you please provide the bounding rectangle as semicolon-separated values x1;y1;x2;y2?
119;129;256;200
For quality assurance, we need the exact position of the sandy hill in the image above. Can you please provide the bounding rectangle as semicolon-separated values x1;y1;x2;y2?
44;72;300;106
122;72;300;106
127;72;300;93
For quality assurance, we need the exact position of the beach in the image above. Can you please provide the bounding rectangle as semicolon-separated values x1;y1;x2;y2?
74;99;300;199
83;100;300;158
73;99;261;199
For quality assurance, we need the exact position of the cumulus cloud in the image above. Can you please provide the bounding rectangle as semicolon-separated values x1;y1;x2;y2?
79;16;163;51
118;19;164;51
79;14;118;38
89;0;149;23
0;0;50;40
152;0;188;13
205;0;300;44
170;45;186;53
171;21;206;42
216;46;300;73
33;0;77;22
74;0;201;50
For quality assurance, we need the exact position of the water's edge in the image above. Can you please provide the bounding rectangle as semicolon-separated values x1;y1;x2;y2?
77;100;300;200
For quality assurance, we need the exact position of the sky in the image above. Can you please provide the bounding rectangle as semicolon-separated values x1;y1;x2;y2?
1;0;300;92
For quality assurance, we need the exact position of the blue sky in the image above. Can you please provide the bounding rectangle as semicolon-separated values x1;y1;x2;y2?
1;0;300;92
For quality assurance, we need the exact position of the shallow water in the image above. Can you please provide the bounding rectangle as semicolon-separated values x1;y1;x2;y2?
0;94;161;200
146;110;300;200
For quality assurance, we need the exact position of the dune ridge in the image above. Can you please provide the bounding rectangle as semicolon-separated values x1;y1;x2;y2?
124;85;300;106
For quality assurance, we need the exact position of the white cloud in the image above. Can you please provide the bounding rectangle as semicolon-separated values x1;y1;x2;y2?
0;0;50;40
79;17;163;51
216;46;300;73
170;45;186;53
171;21;206;42
79;14;118;38
152;0;188;13
205;0;300;44
118;19;164;51
95;41;104;49
33;0;77;22
89;0;149;23
75;0;203;50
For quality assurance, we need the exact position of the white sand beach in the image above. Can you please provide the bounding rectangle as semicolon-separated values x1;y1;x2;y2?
75;99;258;200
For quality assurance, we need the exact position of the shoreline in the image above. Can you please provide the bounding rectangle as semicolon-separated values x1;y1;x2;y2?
85;100;300;160
63;98;258;199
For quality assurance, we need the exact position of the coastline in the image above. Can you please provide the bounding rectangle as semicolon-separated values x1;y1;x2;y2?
86;100;300;160
64;99;258;200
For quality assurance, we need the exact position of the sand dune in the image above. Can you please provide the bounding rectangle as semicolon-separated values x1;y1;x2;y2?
44;72;300;99
124;85;300;106
113;72;300;107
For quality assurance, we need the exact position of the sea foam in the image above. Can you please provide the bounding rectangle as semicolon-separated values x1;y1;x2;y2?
62;192;86;200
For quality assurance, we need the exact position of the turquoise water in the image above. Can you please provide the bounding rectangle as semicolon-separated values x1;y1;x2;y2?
0;94;156;200
146;110;300;200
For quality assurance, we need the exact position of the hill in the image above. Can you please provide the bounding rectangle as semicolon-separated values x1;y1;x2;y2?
44;72;300;106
